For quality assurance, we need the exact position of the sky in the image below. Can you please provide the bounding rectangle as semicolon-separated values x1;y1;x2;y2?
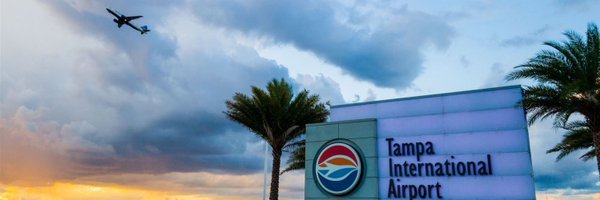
1;0;599;199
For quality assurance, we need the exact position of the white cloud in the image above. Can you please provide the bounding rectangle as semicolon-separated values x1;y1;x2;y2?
294;74;345;105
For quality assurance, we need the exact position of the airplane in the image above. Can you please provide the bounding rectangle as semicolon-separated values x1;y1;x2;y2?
106;8;150;35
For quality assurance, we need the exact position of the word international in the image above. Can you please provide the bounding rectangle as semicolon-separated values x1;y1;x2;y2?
385;138;494;199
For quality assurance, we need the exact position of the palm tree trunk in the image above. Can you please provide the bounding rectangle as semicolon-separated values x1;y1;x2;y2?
269;148;282;200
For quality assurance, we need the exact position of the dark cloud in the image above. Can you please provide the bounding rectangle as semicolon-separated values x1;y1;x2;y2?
1;0;301;185
191;0;454;89
123;112;243;155
40;0;179;92
107;111;263;174
536;170;598;190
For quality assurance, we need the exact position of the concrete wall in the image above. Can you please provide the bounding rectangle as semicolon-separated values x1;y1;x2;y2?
305;119;379;200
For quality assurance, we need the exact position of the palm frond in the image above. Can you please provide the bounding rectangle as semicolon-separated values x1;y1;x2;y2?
281;144;305;174
224;78;329;174
546;123;594;161
505;23;600;166
581;148;596;161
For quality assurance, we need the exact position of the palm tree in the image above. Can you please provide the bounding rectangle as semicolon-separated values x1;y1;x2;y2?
224;78;329;200
281;140;305;174
506;23;600;177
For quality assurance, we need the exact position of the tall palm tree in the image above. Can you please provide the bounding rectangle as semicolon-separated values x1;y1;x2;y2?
224;78;329;200
506;23;600;177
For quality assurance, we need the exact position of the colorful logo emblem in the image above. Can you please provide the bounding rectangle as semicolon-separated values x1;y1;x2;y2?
314;142;362;195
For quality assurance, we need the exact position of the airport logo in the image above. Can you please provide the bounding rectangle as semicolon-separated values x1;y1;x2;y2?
314;141;363;195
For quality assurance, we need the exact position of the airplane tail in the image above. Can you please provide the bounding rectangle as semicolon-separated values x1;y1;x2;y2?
140;25;151;34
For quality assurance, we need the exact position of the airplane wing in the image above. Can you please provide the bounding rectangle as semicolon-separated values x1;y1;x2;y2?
106;8;121;18
125;22;143;32
125;16;143;21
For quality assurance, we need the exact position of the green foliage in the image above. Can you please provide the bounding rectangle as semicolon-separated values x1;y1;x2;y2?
506;23;600;162
224;78;329;150
224;78;329;199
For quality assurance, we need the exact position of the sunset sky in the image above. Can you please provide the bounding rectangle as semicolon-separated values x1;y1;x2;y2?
1;0;599;199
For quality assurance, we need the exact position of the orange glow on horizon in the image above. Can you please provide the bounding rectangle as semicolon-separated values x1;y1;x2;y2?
0;182;213;200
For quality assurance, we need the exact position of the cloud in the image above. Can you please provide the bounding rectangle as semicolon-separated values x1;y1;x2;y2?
9;1;598;199
190;0;455;89
1;170;304;200
108;111;264;174
1;0;319;189
364;89;377;102
554;0;597;12
528;120;600;192
500;36;538;47
0;107;77;185
500;25;551;47
37;0;182;92
294;74;345;105
459;55;470;68
537;189;600;200
480;63;509;88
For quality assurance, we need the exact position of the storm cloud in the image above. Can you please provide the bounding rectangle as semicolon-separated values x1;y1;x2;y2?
1;0;291;185
191;0;455;88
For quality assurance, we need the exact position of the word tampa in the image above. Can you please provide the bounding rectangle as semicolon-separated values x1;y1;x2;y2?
385;138;494;199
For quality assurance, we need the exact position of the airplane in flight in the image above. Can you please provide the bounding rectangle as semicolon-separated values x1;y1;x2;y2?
106;8;150;35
